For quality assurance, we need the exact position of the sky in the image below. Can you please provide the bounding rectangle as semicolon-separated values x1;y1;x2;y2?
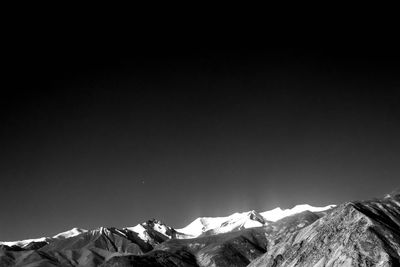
1;28;400;241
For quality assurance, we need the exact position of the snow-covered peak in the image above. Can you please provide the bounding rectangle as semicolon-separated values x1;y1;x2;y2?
52;227;87;239
125;219;176;242
0;237;47;248
126;224;148;241
260;204;336;222
143;219;172;237
177;210;266;238
176;204;335;238
0;227;87;248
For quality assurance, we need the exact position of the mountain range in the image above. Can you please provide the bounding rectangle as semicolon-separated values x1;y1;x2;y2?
0;192;399;266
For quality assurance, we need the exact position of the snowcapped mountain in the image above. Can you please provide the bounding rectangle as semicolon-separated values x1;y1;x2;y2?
176;210;266;237
0;227;87;248
51;227;87;239
0;204;334;248
1;195;399;266
176;204;334;238
0;220;173;251
124;219;178;245
260;204;335;222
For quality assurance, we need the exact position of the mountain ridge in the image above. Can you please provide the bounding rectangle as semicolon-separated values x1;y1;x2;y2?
1;204;333;247
1;193;399;266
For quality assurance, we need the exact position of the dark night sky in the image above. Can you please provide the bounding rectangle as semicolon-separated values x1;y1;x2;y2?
1;23;400;241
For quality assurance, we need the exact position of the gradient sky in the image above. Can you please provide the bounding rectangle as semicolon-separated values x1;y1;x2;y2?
2;31;400;241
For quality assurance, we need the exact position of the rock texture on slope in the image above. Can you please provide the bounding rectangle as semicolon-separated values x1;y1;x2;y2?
249;192;400;267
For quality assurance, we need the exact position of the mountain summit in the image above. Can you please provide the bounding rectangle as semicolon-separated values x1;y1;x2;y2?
176;204;334;238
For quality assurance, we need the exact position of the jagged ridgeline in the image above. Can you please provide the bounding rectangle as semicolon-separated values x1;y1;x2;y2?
0;193;399;267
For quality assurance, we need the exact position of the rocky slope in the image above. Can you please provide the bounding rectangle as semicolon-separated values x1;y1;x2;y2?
249;192;400;267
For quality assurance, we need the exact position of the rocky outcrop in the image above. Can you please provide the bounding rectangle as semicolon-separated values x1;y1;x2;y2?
249;193;400;267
